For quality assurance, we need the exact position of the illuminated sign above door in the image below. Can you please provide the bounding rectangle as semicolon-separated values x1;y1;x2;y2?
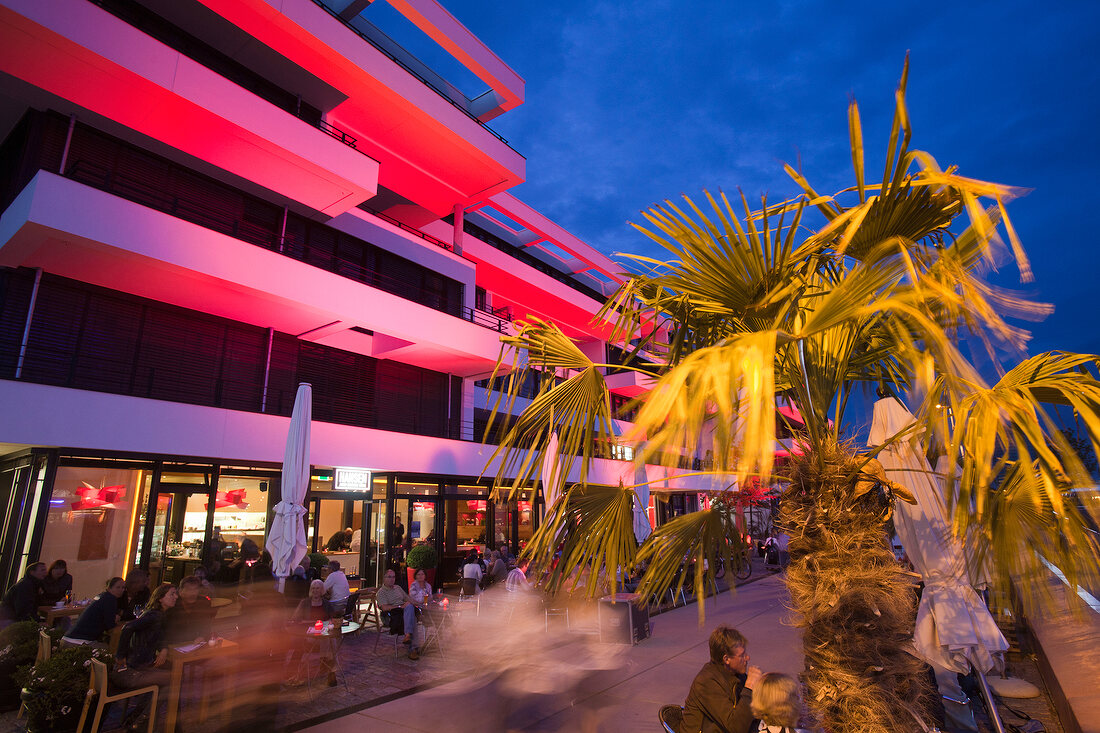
333;467;372;492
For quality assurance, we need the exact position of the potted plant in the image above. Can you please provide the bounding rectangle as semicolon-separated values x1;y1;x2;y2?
0;621;44;711
405;543;439;589
308;552;329;578
16;643;113;732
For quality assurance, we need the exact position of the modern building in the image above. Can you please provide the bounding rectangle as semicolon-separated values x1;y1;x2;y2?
0;0;715;597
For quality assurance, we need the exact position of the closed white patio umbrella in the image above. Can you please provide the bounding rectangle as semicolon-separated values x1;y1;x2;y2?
870;396;1009;732
267;382;312;592
632;461;652;544
870;396;1008;673
540;430;562;515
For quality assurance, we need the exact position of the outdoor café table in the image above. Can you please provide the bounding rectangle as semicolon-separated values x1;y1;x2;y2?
165;638;238;733
419;600;457;659
296;621;361;692
38;603;85;626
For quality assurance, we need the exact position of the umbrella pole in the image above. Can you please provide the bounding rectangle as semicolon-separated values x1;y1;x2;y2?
972;664;1007;733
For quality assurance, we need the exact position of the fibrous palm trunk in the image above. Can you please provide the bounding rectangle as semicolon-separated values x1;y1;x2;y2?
780;441;936;732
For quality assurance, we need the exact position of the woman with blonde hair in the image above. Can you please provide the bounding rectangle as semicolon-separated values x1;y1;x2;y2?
750;673;812;733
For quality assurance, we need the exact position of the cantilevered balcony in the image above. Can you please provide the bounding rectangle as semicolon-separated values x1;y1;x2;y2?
0;0;379;216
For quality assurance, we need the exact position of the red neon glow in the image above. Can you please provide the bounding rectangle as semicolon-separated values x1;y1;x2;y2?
71;483;125;511
206;489;248;510
469;500;487;512
517;501;531;512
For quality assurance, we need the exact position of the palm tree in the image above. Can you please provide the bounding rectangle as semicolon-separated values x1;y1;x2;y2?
484;59;1100;732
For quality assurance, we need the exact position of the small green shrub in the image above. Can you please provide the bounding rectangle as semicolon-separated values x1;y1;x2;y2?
406;544;439;570
16;645;114;725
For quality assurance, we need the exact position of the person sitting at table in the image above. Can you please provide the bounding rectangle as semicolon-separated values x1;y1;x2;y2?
286;580;337;686
64;576;125;645
462;551;484;593
192;565;216;596
678;625;762;733
0;562;46;626
325;528;353;552
376;569;421;661
113;583;178;730
750;673;812;733
167;575;215;644
285;558;311;605
409;568;433;607
505;558;534;593
322;560;350;617
487;550;508;586
119;568;150;621
40;559;73;606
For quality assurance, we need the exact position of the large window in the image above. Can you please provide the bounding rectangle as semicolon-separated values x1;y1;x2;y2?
0;269;459;439
38;465;146;601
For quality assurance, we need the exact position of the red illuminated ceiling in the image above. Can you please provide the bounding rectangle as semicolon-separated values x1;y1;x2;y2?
194;0;525;216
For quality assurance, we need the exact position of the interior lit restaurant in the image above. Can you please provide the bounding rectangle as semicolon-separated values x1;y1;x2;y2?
0;448;541;597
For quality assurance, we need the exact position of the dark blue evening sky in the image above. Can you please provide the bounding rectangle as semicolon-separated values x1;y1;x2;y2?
406;1;1100;357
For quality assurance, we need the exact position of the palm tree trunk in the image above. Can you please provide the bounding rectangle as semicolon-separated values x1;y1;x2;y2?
780;440;936;732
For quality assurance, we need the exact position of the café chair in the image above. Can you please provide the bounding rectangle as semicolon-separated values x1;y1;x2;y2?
361;588;399;656
341;590;362;637
107;625;125;656
76;658;158;733
16;631;53;719
658;704;684;732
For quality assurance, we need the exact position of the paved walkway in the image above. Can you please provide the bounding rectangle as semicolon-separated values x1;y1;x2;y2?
301;573;801;733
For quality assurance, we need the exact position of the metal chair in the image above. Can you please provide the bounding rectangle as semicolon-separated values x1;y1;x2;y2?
458;578;481;614
361;588;399;656
658;704;683;732
341;590;362;637
76;658;158;733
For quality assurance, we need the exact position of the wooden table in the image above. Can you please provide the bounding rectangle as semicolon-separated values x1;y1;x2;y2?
165;639;238;733
38;604;85;626
209;597;232;609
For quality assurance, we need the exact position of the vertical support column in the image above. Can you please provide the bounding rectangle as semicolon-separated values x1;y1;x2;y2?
14;268;43;379
58;114;76;175
260;327;274;412
451;204;464;256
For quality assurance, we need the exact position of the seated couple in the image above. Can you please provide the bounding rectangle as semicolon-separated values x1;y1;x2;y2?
375;568;433;660
674;625;814;733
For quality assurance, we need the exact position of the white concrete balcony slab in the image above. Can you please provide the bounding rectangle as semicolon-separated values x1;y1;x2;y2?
0;0;379;216
194;0;525;216
0;172;507;376
605;370;655;397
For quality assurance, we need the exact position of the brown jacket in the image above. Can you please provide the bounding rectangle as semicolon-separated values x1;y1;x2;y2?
679;661;755;733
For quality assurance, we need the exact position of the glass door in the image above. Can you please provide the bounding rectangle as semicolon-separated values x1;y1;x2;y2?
142;471;214;586
363;499;387;588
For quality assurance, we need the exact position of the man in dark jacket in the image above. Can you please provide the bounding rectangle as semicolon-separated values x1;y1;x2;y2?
66;577;125;643
0;562;47;625
679;625;762;733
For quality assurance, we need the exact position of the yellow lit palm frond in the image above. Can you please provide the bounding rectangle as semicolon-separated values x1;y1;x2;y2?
485;319;615;498
630;331;777;484
525;482;638;599
969;460;1100;617
625;190;815;340
922;353;1100;611
634;505;741;624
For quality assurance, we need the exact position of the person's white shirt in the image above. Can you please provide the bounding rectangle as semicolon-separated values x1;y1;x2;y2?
323;569;350;602
463;561;483;582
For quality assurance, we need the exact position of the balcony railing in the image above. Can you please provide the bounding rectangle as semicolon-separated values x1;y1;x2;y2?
309;0;518;152
87;0;366;158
